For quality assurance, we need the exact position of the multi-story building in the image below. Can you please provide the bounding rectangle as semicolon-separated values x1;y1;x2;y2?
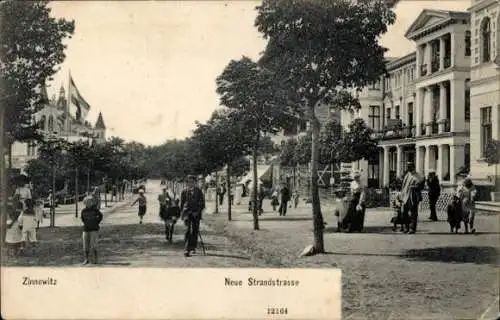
468;0;500;185
342;7;497;190
10;83;107;172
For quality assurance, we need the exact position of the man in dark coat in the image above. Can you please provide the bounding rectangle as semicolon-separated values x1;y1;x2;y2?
180;175;205;257
279;182;291;216
427;170;441;221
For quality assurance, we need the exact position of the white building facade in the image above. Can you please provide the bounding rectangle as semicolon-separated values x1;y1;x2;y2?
343;4;499;190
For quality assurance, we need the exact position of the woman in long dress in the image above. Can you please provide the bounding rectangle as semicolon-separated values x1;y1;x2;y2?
456;176;477;234
347;171;366;232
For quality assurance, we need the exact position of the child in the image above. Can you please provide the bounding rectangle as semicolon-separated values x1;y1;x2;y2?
81;196;103;265
19;198;38;246
34;199;44;229
5;207;23;255
293;189;300;209
390;187;404;232
132;189;147;224
271;189;279;211
447;195;463;233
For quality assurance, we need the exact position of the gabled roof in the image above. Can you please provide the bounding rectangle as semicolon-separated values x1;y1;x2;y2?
405;9;470;40
95;112;106;129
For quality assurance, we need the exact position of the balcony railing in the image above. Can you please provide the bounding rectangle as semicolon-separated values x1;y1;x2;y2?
420;64;428;76
431;121;439;134
372;125;416;141
444;56;451;68
431;59;439;73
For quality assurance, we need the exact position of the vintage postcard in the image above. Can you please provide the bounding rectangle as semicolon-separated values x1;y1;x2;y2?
1;0;499;319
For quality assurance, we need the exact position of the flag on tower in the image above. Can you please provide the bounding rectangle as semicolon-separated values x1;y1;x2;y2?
68;75;91;122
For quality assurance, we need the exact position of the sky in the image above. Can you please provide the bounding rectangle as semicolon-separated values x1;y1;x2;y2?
48;0;470;146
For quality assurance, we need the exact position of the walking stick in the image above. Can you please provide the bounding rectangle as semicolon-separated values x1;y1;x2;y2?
198;231;207;255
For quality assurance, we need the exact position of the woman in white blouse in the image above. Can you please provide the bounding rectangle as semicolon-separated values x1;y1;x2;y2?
347;170;366;232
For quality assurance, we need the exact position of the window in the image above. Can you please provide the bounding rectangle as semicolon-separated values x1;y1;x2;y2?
26;142;36;157
465;30;471;56
395;105;400;120
386;108;391;121
299;120;307;132
48;116;54;132
481;17;491;62
407;103;414;127
481;107;492;157
40;115;46;130
465;79;471;121
368;106;380;131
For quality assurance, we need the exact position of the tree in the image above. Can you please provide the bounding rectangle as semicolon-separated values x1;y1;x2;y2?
294;133;312;166
193;108;251;219
0;0;74;240
338;118;379;163
319;119;344;165
484;139;500;194
256;0;396;254
216;57;290;230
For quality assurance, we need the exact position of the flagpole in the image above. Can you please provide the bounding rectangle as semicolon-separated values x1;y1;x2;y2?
67;69;71;138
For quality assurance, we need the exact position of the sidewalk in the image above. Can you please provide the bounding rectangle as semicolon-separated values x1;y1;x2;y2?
203;199;500;319
39;194;134;228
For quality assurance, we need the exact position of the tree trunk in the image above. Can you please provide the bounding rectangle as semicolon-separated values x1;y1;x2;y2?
252;147;260;230
310;107;325;254
214;171;219;214
7;141;12;169
75;167;79;217
0;105;7;244
227;165;232;221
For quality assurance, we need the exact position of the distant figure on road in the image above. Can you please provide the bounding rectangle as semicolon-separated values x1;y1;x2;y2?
217;183;226;206
271;189;279;211
279;182;290;216
81;196;103;265
132;189;147;224
180;175;205;257
426;170;441;221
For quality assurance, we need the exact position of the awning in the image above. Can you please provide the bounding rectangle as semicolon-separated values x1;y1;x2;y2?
238;165;272;185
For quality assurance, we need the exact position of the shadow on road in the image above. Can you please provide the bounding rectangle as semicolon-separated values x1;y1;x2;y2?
204;253;251;260
404;246;499;265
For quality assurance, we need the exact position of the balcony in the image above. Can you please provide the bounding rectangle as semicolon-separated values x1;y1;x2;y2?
444;56;451;68
372;124;416;141
431;59;439;73
420;64;428;76
420;123;426;136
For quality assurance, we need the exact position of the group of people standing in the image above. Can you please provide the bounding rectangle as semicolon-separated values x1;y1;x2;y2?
391;162;478;234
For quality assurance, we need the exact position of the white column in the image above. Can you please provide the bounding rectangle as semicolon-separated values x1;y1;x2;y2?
450;32;456;67
417;45;423;78
416;146;422;175
440;36;446;70
425;87;433;135
396;146;403;178
378;149;384;187
450;145;465;185
383;146;390;187
424;145;430;177
439;82;447;133
425;43;432;75
416;88;423;136
437;145;444;180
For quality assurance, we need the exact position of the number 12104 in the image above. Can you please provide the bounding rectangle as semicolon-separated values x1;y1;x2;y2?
267;307;288;315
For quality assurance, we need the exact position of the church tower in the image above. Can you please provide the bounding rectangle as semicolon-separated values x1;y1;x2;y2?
94;111;106;143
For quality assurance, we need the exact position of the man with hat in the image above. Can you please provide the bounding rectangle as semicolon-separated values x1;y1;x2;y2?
426;169;441;221
180;175;205;257
400;162;425;233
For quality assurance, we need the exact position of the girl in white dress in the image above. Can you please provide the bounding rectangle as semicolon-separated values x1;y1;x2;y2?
6;208;24;255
